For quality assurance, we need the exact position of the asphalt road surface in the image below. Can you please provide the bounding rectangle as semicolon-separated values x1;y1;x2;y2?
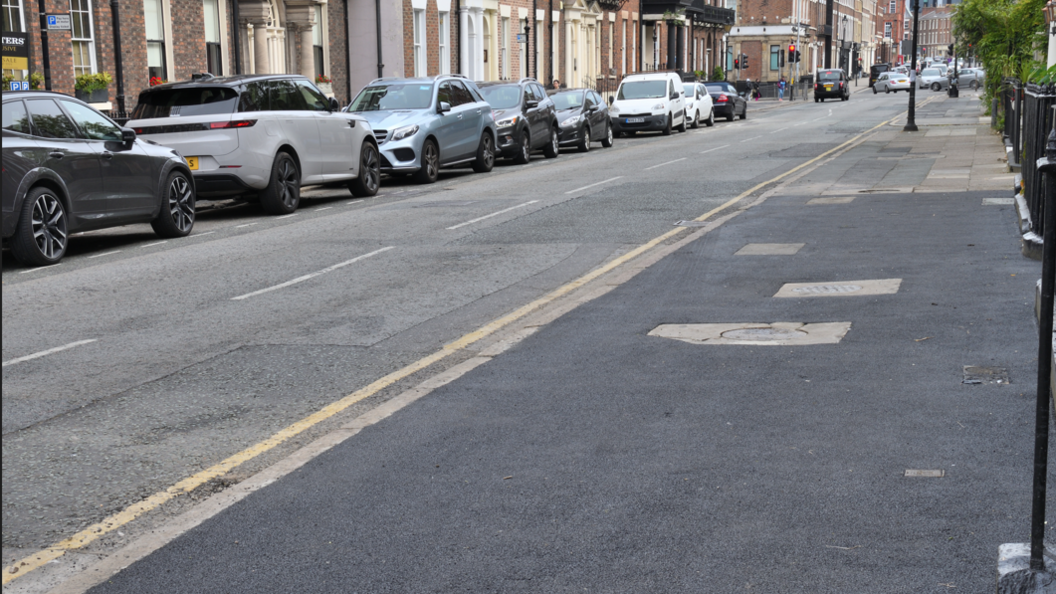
4;89;1048;592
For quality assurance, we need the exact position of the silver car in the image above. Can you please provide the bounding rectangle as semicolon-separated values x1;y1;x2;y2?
346;75;497;184
955;68;986;90
918;68;949;91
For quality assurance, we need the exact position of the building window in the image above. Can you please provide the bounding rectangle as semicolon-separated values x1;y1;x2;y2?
770;45;779;70
312;4;323;79
144;0;166;81
884;22;891;38
888;0;895;13
70;0;95;77
438;11;450;75
519;17;527;78
203;0;221;75
2;0;26;80
501;16;509;79
412;8;425;76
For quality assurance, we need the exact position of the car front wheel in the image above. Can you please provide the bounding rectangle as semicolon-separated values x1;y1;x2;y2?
579;126;591;152
931;82;941;91
151;170;195;237
513;132;531;164
260;152;300;214
705;109;715;127
349;140;380;197
414;139;440;183
11;187;68;266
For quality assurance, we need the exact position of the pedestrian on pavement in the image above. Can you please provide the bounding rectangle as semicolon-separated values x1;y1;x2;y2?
550;78;561;90
778;76;786;101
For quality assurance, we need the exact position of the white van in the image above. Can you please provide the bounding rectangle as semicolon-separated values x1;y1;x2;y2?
608;72;686;136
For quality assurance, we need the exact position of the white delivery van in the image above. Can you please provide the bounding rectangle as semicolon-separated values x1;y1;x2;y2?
608;72;686;136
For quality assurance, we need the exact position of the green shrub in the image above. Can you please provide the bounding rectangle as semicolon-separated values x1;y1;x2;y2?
74;72;112;92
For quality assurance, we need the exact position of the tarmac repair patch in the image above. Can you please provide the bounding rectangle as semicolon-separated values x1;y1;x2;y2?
962;366;1010;385
648;322;852;346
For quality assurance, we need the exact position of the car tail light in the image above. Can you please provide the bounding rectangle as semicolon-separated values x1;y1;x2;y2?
209;120;257;129
716;94;728;103
839;82;844;88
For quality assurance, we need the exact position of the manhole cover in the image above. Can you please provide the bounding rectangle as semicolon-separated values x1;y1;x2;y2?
963;366;1010;385
791;284;863;295
721;327;804;340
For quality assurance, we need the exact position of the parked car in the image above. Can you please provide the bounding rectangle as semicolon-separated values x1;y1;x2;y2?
955;68;985;90
869;63;891;88
703;82;747;121
873;71;911;94
128;74;379;214
345;74;496;184
608;71;686;136
814;69;850;102
477;79;559;163
547;87;614;152
2;91;195;266
684;82;715;128
918;68;948;91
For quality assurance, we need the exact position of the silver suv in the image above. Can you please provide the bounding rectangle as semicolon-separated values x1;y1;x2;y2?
128;74;380;215
346;75;496;184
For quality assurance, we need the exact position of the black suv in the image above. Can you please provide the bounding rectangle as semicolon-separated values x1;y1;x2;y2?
477;78;559;164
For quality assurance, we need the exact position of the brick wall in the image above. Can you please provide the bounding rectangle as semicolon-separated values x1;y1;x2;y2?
171;0;206;81
328;0;349;100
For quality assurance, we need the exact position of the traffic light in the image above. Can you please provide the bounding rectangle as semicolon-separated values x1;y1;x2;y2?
793;50;801;63
734;58;740;69
779;50;785;68
741;54;749;69
946;44;954;56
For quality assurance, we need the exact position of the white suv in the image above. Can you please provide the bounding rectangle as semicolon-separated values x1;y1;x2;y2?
128;74;379;214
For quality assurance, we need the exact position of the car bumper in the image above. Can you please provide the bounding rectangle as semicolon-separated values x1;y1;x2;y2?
557;125;586;145
712;103;736;117
192;173;257;197
610;114;667;133
813;87;846;98
377;137;421;173
495;128;524;158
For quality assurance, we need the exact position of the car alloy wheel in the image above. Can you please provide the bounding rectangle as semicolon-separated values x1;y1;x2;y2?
277;159;298;209
602;123;614;147
513;132;530;164
350;141;380;197
415;140;440;183
472;133;495;173
168;174;194;233
931;82;941;91
25;190;67;263
579;126;591;152
543;127;559;158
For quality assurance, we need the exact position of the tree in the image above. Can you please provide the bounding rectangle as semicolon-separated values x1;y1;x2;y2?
952;0;1046;103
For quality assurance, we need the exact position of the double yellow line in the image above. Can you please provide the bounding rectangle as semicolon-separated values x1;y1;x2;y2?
2;108;910;586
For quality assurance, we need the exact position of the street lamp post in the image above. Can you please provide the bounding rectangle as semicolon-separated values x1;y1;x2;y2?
903;0;920;132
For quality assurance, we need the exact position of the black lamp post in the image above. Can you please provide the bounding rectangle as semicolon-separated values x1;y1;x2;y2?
903;0;920;132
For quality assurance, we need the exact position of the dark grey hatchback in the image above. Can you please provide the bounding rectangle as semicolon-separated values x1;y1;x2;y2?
2;91;195;266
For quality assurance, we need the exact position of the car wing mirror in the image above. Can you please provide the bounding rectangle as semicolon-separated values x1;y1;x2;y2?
525;99;539;109
120;127;136;143
329;97;340;111
438;101;452;113
670;92;679;100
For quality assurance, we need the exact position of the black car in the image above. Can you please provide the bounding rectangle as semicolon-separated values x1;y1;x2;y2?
703;82;747;121
477;78;559;164
814;69;850;102
869;63;891;88
2;91;195;266
547;88;614;152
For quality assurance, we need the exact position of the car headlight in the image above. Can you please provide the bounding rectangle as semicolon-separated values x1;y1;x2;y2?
496;115;519;128
390;124;419;141
560;115;581;127
609;105;619;116
652;102;665;114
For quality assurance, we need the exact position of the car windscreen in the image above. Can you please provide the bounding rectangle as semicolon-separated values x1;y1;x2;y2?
349;84;434;111
817;71;841;81
704;83;732;94
478;85;522;109
921;69;939;77
130;87;239;119
550;91;584;110
617;80;667;100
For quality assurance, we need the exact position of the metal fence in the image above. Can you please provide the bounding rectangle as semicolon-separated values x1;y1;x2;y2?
1000;78;1024;169
1022;83;1056;240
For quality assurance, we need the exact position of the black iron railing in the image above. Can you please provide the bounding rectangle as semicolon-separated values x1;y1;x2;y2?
1023;83;1056;241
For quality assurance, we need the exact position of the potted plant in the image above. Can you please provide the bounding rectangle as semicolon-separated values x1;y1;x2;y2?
29;72;44;89
74;72;112;102
2;73;11;89
149;76;167;87
315;74;333;97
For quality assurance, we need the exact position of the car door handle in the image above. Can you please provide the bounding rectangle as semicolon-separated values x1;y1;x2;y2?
457;114;463;120
101;151;113;160
476;108;482;114
48;151;65;159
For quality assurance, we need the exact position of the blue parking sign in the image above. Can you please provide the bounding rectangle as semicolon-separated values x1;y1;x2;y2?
9;81;28;91
47;15;56;25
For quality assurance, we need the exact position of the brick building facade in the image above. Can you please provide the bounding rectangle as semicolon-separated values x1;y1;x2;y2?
2;0;352;116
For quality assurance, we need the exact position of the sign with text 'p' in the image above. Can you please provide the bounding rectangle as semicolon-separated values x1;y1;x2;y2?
1;32;29;70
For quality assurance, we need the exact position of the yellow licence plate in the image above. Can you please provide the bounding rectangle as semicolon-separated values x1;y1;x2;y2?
185;156;199;170
824;85;833;90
